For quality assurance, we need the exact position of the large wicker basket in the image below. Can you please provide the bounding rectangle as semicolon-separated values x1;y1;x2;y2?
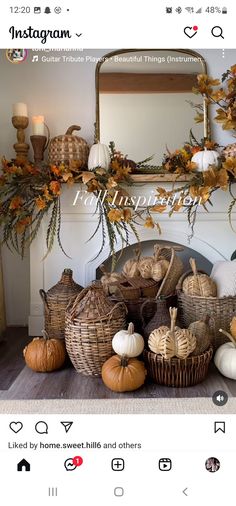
177;269;236;349
65;285;127;376
40;269;83;339
143;347;213;387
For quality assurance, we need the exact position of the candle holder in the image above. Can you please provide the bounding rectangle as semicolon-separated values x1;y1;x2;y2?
12;116;29;162
30;135;47;164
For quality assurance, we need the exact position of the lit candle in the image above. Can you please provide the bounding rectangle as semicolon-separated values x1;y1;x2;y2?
32;116;45;136
13;102;28;117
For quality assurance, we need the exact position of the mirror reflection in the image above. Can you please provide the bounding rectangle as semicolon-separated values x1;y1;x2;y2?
97;50;207;165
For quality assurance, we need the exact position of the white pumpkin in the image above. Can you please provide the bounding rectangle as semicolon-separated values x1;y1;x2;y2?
214;328;236;380
192;148;220;172
112;322;144;358
88;142;110;170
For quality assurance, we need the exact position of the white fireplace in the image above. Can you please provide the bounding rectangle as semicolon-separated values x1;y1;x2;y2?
28;181;236;335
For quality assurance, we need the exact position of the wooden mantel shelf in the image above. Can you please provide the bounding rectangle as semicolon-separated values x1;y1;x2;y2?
130;173;193;183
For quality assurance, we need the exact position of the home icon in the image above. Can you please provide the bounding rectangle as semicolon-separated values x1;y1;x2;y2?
17;459;31;472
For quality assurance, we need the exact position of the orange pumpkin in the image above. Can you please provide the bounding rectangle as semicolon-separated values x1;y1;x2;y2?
23;332;66;372
102;355;146;392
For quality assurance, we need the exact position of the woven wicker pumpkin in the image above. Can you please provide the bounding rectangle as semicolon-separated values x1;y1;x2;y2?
138;256;154;279
148;307;196;359
40;269;83;340
138;245;169;281
122;249;141;278
48;125;89;167
65;285;127;376
182;258;217;297
100;264;124;296
188;315;212;355
152;245;170;281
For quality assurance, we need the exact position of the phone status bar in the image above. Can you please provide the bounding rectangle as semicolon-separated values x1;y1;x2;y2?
165;6;228;14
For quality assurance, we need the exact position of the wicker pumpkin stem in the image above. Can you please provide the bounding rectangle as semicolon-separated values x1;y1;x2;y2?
128;322;135;335
134;248;141;260
169;307;178;333
66;125;81;135
189;258;198;277
219;328;236;347
153;245;162;260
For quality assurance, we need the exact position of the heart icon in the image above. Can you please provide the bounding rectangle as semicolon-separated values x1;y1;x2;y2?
9;421;23;433
184;26;198;38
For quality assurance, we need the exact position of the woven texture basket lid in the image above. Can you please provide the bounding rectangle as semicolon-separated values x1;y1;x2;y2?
67;285;124;321
46;269;82;300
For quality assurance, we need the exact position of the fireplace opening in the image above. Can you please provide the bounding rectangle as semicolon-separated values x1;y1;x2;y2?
96;240;213;279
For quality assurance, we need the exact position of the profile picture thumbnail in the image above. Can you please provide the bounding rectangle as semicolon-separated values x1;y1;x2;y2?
6;49;28;64
205;457;220;473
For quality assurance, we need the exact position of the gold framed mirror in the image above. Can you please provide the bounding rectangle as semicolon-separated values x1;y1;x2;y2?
95;49;209;166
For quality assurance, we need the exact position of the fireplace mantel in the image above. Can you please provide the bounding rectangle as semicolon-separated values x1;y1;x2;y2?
29;182;236;335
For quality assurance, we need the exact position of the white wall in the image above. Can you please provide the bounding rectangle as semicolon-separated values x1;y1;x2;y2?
0;48;235;325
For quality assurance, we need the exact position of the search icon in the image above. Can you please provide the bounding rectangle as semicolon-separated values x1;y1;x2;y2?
211;26;224;39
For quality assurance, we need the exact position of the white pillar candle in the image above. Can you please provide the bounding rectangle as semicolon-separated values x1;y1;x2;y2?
32;116;45;136
13;102;28;117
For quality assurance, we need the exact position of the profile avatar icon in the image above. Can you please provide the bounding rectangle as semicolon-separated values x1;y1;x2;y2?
6;49;28;64
205;457;220;473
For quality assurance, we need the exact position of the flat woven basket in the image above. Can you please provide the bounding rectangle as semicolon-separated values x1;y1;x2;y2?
177;269;236;349
156;245;184;297
116;277;159;300
65;285;127;376
40;269;83;339
143;347;213;387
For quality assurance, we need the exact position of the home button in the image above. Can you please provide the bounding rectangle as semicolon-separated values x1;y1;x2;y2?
17;459;31;472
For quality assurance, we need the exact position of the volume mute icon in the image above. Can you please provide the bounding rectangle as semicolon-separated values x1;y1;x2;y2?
60;421;73;433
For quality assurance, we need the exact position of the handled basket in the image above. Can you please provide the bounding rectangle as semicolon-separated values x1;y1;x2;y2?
177;269;236;349
65;285;127;376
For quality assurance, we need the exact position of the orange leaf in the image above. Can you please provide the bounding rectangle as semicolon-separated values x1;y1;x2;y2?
150;204;167;213
82;171;95;184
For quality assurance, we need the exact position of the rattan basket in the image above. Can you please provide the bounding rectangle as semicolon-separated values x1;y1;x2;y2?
117;277;159;300
65;285;127;376
40;269;83;340
143;347;213;387
177;269;236;349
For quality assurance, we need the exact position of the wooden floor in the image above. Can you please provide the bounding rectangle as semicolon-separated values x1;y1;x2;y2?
0;327;236;400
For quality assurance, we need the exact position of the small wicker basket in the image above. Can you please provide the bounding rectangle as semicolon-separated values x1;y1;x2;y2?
117;277;159;300
40;269;83;340
177;269;236;349
65;285;127;376
143;347;213;387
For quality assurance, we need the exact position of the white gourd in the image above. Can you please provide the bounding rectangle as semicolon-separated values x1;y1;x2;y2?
88;142;110;170
112;322;144;358
214;328;236;380
191;148;220;172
